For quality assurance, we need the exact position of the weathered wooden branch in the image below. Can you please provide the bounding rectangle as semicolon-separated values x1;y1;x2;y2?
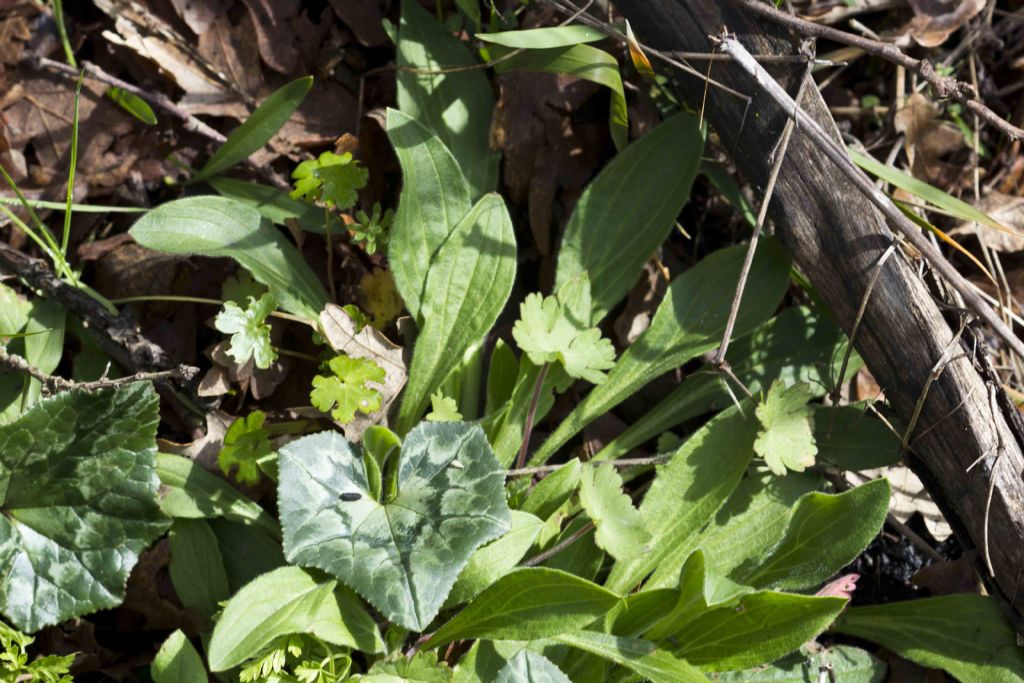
615;0;1024;619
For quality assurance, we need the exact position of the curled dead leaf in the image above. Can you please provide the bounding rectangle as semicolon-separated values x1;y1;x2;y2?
904;0;985;48
893;93;963;184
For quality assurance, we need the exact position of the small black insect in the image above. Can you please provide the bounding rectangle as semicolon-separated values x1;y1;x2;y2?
339;492;362;502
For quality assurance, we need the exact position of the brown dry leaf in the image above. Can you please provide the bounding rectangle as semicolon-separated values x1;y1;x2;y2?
330;0;389;47
238;0;301;74
949;192;1024;252
94;0;246;117
913;556;982;595
197;8;264;98
893;93;964;184
492;71;602;255
167;0;229;35
79;235;182;299
159;409;234;471
854;466;952;541
0;3;33;69
208;340;291;400
319;303;406;440
904;0;985;48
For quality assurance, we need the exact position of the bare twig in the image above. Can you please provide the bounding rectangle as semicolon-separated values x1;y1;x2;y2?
736;0;1024;142
0;346;197;394
718;36;1024;361
507;454;669;477
522;522;595;567
713;39;814;366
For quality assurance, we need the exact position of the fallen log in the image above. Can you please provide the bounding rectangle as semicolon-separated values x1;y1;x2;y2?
615;0;1024;619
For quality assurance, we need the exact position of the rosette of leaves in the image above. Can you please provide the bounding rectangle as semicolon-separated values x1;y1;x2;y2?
214;293;277;370
0;383;169;632
512;274;615;384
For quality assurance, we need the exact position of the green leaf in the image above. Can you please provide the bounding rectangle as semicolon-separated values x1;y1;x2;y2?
156;453;280;538
673;592;847;671
0;383;169;632
151;630;206;683
361;650;454;682
207;518;285;591
604;405;758;593
554;115;703;324
447;510;544;606
478;25;606;48
495;651;571;683
595;306;850;463
755;381;818;476
814;406;902;471
311;355;386;424
427;391;463;422
214;293;277;369
534;239;791;465
512;277;616;384
278;422;511;631
168;519;229;620
209;566;383;671
692;472;822;583
385;108;472;321
426;568;620;647
834;594;1024;682
10;298;66;417
397;194;517;434
489;43;628;150
194;76;313;182
397;0;498;197
208;176;345;235
290;151;369;210
520;458;582;520
715;645;886;682
130;196;328;321
106;86;158;125
746;479;889;591
485;339;519;414
579;464;649;561
849;147;1010;233
218;411;274;486
552;631;706;683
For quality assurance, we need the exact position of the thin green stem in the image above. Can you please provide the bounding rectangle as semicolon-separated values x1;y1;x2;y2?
60;73;84;288
0;197;145;213
51;0;78;68
273;347;319;363
0;205;59;262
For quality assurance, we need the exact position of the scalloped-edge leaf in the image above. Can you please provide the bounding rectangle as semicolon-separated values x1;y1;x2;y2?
0;383;170;632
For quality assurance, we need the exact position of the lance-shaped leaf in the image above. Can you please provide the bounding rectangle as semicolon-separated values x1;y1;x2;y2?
397;0;498;198
0;383;170;632
386;109;471;321
397;194;517;434
533;238;790;465
278;422;510;631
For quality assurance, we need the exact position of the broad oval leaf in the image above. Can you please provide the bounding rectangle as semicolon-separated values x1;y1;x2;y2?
834;594;1024;683
555;113;704;324
552;631;706;683
426;567;620;647
386;108;472;321
534;238;791;465
397;194;517;433
397;0;498;198
604;404;759;593
167;519;229;620
208;176;343;235
278;422;510;631
495;651;572;683
152;630;206;683
746;479;890;591
129;195;328;321
208;566;382;671
672;592;847;671
0;383;170;632
156;452;280;538
194;76;313;182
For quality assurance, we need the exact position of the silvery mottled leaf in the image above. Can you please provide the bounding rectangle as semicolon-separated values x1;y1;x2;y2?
278;421;510;630
0;383;170;632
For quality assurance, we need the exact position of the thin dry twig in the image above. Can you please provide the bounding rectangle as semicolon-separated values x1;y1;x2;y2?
522;522;595;567
0;345;197;394
736;0;1024;142
718;35;1024;362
